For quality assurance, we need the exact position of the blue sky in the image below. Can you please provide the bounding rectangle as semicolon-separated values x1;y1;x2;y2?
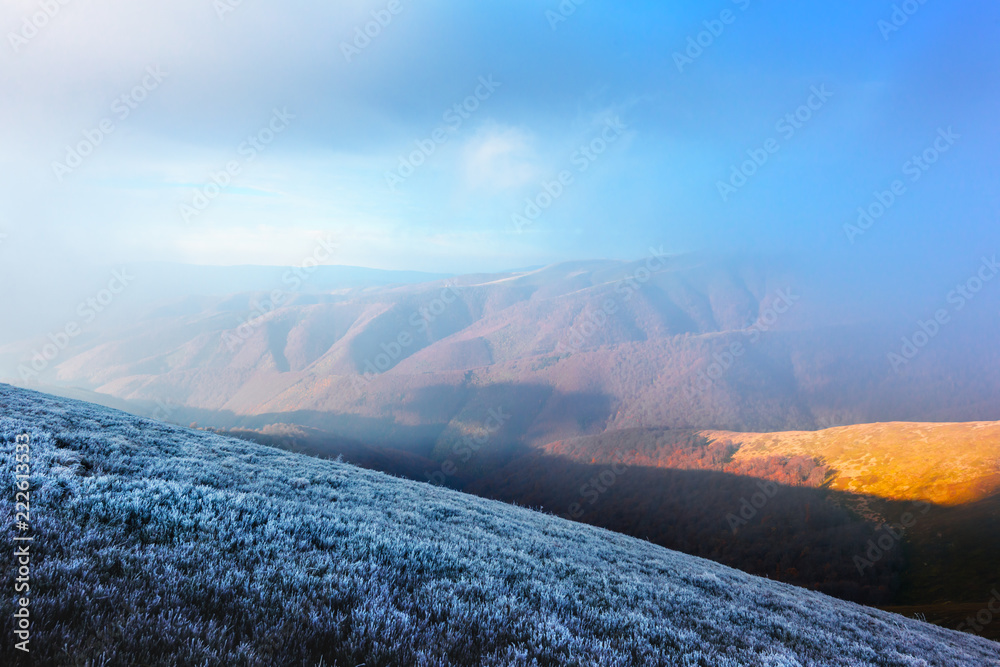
1;0;998;279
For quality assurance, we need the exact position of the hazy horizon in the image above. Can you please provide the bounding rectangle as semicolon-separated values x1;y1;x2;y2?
3;1;999;282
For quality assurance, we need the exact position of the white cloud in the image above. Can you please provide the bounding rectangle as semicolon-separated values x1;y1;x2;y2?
460;124;541;193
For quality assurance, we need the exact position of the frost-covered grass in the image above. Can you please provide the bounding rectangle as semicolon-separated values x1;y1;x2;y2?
1;384;997;666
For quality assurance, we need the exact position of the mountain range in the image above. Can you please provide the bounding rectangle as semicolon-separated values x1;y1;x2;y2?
6;255;999;448
3;255;999;638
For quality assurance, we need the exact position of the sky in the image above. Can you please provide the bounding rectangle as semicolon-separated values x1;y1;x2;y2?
1;0;998;284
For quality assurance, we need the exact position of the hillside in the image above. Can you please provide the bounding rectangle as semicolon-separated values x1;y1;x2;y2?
707;422;1000;506
470;424;1000;612
6;255;1000;454
539;422;1000;506
2;384;998;666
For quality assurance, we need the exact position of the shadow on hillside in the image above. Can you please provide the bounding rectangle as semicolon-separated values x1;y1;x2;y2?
220;426;441;481
214;426;1000;629
135;381;614;461
463;452;907;604
464;453;1000;614
885;493;1000;604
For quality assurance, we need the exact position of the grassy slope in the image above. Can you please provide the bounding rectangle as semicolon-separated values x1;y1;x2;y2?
1;385;997;667
703;422;1000;505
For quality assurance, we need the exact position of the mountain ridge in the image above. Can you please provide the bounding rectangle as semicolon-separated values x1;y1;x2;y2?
7;255;999;452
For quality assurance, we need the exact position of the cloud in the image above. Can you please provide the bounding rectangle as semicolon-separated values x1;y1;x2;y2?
0;0;996;291
461;124;541;193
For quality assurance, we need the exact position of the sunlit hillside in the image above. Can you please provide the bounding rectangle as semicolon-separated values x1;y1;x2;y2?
707;422;1000;505
542;422;1000;506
